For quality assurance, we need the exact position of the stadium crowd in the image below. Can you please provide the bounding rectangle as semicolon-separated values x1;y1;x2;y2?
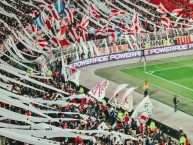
0;0;192;145
0;56;191;145
0;0;191;45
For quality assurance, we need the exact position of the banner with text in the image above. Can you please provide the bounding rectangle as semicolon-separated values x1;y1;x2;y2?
70;43;193;68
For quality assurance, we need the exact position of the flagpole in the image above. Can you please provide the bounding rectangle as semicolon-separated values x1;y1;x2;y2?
144;61;146;73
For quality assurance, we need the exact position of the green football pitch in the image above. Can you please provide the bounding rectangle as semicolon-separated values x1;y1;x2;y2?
95;55;193;115
121;59;193;100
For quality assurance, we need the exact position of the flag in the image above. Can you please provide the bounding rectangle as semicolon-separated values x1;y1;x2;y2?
108;11;125;20
80;17;89;28
41;12;52;31
34;16;44;29
111;9;119;13
69;70;81;86
131;96;155;122
49;46;53;64
62;62;77;81
90;3;100;19
50;37;59;47
56;25;68;39
88;80;109;102
61;55;66;80
59;17;68;27
157;3;167;14
109;84;128;105
107;28;115;35
64;8;74;24
59;39;71;46
132;11;140;37
69;28;79;42
26;23;37;33
161;16;170;27
171;9;183;16
36;39;48;47
118;87;137;112
91;11;100;19
29;10;39;18
76;17;89;33
95;30;106;36
55;0;64;13
113;84;128;97
108;33;117;43
48;5;60;20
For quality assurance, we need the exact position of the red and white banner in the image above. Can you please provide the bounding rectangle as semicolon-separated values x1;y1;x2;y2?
69;69;81;86
88;80;109;102
61;56;77;81
156;3;167;14
64;8;74;24
161;16;170;27
69;28;79;42
90;3;100;20
171;9;183;16
56;25;68;39
108;11;125;20
36;39;48;48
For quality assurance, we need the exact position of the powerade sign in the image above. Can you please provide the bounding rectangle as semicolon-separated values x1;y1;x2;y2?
70;55;109;68
70;44;192;68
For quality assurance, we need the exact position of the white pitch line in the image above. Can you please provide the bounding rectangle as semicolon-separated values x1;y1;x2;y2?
147;64;193;73
146;72;193;92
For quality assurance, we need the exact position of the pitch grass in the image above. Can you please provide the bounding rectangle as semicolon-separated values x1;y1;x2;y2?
95;55;193;116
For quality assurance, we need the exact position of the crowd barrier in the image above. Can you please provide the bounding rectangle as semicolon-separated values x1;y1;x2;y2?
70;43;193;68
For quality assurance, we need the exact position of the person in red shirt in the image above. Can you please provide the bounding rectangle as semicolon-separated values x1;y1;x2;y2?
139;123;144;133
124;114;130;123
75;136;82;145
63;122;68;129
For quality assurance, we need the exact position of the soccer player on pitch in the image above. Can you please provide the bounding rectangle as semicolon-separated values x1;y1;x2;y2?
139;49;146;62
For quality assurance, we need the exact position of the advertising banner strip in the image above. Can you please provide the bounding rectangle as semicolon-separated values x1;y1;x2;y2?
70;43;193;68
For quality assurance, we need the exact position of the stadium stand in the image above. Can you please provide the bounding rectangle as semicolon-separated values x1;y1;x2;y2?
0;0;192;145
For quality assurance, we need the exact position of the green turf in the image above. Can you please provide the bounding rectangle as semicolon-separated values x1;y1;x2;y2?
121;59;193;100
95;55;193;116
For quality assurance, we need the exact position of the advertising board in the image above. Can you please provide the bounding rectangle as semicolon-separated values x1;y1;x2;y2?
70;43;193;68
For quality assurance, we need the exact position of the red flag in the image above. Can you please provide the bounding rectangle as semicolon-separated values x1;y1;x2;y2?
57;25;68;38
50;37;59;47
60;40;71;46
161;16;170;27
157;3;167;14
171;9;183;16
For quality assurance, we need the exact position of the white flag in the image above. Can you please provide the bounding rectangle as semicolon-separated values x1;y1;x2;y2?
118;87;137;112
88;80;109;102
61;56;77;82
109;84;128;107
120;94;133;112
69;70;81;86
132;95;155;122
114;84;128;97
